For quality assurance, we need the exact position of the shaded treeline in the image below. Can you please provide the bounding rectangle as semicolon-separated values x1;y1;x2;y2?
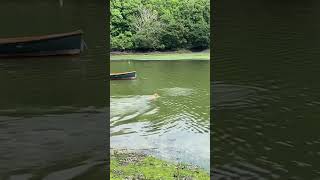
111;0;210;51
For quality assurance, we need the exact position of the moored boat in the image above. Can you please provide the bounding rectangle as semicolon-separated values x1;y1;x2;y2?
0;30;85;57
110;71;136;80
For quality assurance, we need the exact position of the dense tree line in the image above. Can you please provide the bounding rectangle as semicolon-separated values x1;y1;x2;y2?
111;0;210;51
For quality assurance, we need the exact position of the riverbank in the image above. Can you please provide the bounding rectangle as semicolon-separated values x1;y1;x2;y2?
110;150;210;180
110;51;210;61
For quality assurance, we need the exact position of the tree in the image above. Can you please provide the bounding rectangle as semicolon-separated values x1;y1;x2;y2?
132;6;164;50
110;0;210;51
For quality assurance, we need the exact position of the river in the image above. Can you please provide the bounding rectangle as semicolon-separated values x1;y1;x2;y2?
213;0;320;179
0;1;107;179
110;60;210;171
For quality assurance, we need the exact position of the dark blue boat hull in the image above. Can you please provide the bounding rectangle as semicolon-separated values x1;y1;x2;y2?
110;71;136;80
0;31;84;57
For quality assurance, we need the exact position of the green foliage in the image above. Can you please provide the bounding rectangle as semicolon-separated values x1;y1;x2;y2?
188;21;210;50
110;0;210;51
111;32;133;50
160;22;187;50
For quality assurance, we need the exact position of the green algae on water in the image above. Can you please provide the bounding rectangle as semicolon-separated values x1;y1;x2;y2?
110;52;210;61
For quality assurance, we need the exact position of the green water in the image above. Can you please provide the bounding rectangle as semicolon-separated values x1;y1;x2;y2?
0;1;107;179
110;60;210;170
213;0;320;179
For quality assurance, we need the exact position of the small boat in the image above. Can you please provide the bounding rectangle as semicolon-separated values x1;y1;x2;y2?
0;30;85;57
110;71;136;80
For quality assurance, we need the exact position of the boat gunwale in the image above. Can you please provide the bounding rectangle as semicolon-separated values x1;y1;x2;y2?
0;30;83;44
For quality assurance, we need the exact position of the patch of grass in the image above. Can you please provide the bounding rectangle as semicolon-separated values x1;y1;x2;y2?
110;52;210;61
110;151;210;180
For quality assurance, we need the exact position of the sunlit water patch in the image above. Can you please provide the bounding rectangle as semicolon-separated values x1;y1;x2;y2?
159;87;194;97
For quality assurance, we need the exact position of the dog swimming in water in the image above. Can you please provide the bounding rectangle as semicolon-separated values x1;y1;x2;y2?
150;93;160;100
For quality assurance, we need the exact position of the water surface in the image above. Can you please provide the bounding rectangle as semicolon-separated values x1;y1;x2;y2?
110;60;210;170
213;0;320;179
0;1;107;179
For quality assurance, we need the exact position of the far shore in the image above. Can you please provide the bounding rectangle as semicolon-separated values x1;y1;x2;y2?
110;50;210;61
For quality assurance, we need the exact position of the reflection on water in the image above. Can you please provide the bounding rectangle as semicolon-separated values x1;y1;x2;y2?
1;113;106;179
213;82;270;110
213;0;320;179
0;106;105;117
0;1;107;179
111;60;210;170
